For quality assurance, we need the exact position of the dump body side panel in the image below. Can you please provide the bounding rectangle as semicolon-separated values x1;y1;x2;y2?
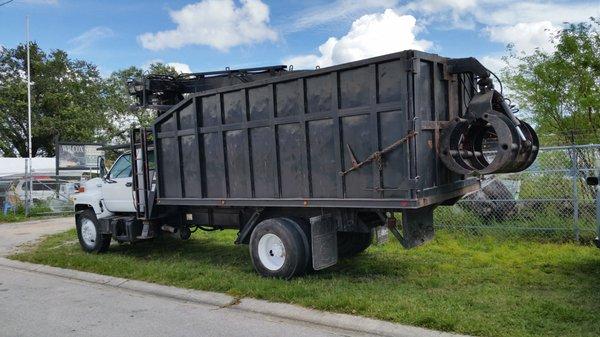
153;51;479;209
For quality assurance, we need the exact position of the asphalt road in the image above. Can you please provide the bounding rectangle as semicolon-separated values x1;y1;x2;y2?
0;217;375;337
0;265;372;337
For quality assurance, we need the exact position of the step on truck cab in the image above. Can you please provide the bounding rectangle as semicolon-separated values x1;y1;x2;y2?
73;51;539;278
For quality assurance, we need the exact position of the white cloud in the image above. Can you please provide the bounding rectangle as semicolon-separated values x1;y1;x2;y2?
479;55;507;75
138;0;277;52
142;59;162;70
486;21;559;54
399;0;599;28
142;59;192;74
391;0;599;60
167;62;192;74
482;1;599;26
400;0;478;29
407;0;477;13
287;0;399;33
283;9;432;69
68;26;114;54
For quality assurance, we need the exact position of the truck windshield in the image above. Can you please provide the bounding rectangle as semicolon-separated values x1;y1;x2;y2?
110;154;132;178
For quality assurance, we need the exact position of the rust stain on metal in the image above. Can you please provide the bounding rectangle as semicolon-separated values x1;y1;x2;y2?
340;131;418;176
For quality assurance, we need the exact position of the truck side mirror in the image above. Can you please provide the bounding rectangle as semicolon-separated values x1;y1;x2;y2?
586;176;598;186
98;156;107;180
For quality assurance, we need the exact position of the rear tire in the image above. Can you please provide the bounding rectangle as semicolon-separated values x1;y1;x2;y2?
337;231;372;258
249;218;308;279
76;209;111;253
281;217;312;273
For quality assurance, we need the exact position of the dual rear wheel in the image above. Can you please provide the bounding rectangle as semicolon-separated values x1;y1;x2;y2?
249;218;310;279
249;217;372;278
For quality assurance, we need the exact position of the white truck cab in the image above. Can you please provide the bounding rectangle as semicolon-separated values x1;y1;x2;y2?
73;153;135;218
73;153;142;253
73;149;164;253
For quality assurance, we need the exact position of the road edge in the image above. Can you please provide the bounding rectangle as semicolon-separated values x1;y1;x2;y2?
0;257;466;337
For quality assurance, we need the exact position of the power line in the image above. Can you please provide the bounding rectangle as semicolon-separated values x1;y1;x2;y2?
0;0;15;7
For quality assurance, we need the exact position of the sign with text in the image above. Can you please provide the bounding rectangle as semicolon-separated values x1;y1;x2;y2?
57;143;104;170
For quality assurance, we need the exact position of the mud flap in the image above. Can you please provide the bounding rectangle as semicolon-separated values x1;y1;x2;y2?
401;206;435;249
310;215;338;270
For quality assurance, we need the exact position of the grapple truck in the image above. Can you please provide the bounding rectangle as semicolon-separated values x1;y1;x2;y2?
73;50;538;278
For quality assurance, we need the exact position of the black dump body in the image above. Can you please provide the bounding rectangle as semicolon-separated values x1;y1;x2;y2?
111;50;537;274
152;50;480;209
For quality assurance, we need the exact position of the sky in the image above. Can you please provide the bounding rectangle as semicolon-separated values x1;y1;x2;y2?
0;0;599;77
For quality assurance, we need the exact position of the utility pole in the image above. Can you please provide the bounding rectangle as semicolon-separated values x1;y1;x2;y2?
25;15;33;216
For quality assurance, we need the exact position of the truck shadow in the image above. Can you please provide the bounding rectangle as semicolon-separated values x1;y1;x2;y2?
104;234;600;306
107;235;411;279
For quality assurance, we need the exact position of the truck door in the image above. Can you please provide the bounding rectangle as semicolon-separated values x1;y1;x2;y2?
103;154;135;213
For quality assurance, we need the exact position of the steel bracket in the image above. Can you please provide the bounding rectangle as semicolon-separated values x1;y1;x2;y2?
235;208;264;244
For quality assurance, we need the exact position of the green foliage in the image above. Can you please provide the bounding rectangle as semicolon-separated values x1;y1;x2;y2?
103;63;179;142
503;17;600;145
146;63;179;76
0;43;108;156
0;202;53;223
12;229;600;337
0;42;183;152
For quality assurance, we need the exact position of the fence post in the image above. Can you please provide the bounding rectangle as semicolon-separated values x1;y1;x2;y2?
595;146;600;242
596;180;600;243
570;146;580;241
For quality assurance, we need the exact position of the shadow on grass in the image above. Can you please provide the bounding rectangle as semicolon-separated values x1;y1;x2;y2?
553;257;600;300
105;234;411;280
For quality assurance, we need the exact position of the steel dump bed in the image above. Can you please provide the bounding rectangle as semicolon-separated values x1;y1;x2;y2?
152;50;480;209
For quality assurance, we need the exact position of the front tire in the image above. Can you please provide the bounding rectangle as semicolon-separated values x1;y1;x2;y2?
76;209;111;253
249;218;308;279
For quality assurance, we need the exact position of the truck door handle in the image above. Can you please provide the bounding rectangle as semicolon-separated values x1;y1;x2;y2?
125;182;132;187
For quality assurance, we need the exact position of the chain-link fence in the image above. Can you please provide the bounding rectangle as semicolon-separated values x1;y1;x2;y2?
1;174;78;218
435;144;600;242
3;145;600;242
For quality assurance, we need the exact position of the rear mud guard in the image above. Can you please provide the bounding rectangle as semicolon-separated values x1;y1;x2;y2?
310;215;338;270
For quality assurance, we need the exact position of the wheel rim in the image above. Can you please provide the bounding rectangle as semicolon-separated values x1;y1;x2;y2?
81;217;96;246
257;233;286;271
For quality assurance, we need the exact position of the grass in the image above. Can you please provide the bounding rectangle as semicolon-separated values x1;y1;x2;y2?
0;212;30;223
434;205;599;242
0;204;59;223
11;229;600;337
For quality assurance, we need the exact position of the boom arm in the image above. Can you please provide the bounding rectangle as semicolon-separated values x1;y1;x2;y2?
128;65;291;112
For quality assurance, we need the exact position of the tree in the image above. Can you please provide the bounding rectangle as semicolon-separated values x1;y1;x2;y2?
103;63;179;143
503;17;600;145
0;43;108;157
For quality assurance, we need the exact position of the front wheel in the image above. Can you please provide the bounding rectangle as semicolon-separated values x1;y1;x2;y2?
249;218;308;279
76;209;111;253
